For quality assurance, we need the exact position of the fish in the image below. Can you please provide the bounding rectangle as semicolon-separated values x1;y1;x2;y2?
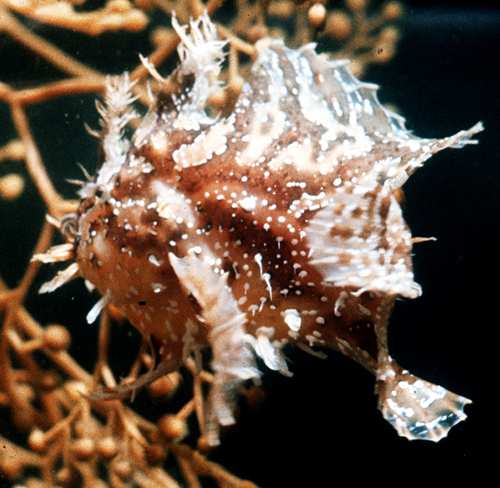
36;13;481;445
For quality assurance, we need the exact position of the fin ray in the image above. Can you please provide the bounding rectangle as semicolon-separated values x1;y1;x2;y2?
307;183;419;298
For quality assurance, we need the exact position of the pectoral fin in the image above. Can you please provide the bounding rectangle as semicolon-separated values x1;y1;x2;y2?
307;183;420;298
169;251;260;445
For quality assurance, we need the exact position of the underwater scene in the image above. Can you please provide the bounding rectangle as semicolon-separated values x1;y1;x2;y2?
1;1;498;487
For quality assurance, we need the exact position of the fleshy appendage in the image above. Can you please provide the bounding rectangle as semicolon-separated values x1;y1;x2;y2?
168;251;261;445
375;354;471;441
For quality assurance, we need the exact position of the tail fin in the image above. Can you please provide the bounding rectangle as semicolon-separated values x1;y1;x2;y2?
376;355;471;441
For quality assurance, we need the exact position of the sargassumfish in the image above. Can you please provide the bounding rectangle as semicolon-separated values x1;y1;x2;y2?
37;13;479;445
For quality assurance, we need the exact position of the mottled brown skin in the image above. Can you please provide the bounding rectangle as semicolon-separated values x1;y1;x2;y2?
75;90;393;377
55;21;477;442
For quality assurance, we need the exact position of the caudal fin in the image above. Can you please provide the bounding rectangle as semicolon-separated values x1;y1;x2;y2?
376;356;471;442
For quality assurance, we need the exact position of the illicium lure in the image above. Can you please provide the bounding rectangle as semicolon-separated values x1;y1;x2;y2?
37;14;481;445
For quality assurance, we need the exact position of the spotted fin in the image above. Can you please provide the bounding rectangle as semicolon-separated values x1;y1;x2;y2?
231;40;483;186
376;355;471;441
168;251;260;445
307;182;420;298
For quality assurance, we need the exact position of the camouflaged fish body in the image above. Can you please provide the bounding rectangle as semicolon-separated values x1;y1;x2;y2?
38;14;479;444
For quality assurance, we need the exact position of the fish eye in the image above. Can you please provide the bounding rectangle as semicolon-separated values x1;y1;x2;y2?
61;213;78;243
